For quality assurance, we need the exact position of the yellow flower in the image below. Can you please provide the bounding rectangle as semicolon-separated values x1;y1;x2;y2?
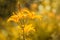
24;24;35;33
18;8;31;19
7;14;20;23
17;13;24;19
27;12;36;19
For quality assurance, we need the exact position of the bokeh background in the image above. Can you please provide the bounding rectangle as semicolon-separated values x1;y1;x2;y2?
0;0;60;40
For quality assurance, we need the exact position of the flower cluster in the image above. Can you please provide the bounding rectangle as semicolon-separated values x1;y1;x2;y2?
7;8;42;23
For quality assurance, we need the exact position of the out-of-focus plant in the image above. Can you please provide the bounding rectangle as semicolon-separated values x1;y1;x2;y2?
7;8;42;40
